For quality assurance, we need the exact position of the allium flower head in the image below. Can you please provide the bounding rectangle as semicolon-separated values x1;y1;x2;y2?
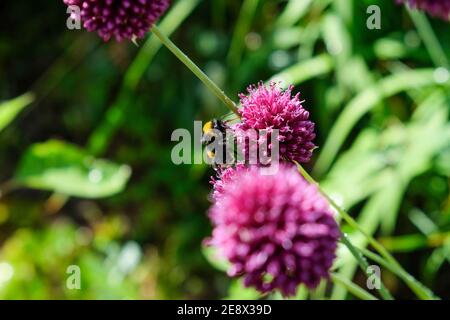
210;164;248;202
208;165;339;296
398;0;450;20
234;82;316;164
64;0;170;41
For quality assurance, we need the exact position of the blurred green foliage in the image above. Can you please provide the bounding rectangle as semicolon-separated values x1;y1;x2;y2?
0;0;449;299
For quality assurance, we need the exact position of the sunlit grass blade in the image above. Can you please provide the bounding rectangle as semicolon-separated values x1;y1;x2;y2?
0;93;35;133
331;184;394;299
359;247;439;300
314;69;448;176
407;8;449;68
269;54;334;87
297;164;438;300
275;0;313;27
330;273;378;300
340;232;393;300
227;0;260;67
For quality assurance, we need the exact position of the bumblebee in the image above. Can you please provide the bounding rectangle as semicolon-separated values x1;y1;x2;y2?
202;119;232;166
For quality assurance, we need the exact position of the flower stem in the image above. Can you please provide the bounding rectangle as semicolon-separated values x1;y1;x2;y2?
296;163;437;300
359;247;439;300
340;232;394;300
299;164;394;264
151;25;240;116
330;273;378;300
407;8;449;68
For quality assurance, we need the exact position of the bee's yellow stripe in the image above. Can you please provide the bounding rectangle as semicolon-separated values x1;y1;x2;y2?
203;121;213;133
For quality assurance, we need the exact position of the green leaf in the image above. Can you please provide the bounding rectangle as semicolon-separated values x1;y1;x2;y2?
0;93;34;133
14;140;131;198
379;232;450;253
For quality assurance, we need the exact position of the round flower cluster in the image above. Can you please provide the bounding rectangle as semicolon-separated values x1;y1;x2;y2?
233;82;316;164
63;0;170;41
210;164;248;202
208;165;339;297
398;0;450;20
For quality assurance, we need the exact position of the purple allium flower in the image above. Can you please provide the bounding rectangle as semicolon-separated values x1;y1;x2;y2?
211;163;248;201
210;164;249;201
397;0;450;20
63;0;170;41
207;165;339;297
234;82;316;164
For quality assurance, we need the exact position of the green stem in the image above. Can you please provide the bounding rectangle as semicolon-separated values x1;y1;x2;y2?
151;25;240;116
300;164;397;266
359;247;439;300
330;273;378;301
269;54;334;86
296;164;437;300
340;233;394;300
407;8;449;68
